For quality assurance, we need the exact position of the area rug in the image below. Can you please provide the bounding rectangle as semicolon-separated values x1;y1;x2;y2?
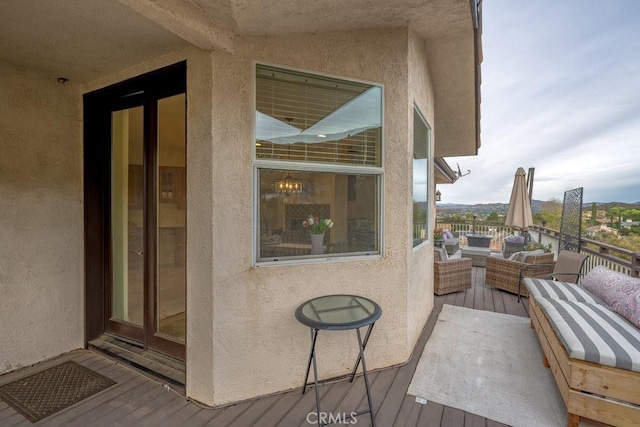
0;361;116;422
407;304;565;427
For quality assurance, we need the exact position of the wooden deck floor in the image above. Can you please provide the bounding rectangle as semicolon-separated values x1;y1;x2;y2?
0;267;531;426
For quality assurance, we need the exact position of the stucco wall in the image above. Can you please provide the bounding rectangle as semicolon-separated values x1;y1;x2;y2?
207;28;417;405
76;30;436;407
0;63;83;373
406;30;437;351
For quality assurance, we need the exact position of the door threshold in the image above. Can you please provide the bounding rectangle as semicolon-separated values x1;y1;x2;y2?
88;335;185;389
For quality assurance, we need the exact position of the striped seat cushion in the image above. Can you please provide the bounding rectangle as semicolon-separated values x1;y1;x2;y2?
537;298;640;372
524;278;606;305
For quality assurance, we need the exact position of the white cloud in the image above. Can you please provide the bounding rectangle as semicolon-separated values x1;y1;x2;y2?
440;0;640;204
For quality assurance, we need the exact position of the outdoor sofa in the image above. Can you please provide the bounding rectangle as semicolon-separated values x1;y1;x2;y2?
524;266;640;426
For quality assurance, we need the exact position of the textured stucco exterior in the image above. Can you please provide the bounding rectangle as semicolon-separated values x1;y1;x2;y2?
0;63;83;373
406;29;437;351
205;28;429;405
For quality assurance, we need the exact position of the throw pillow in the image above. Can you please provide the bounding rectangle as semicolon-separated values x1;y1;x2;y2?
509;251;522;261
504;235;525;244
583;266;640;328
442;230;454;240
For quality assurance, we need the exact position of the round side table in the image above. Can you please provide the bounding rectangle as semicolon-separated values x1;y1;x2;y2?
295;294;382;426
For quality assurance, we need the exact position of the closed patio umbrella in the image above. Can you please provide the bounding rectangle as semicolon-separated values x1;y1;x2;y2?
505;167;533;232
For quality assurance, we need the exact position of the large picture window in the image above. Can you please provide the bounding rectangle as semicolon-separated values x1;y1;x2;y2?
255;65;383;262
412;107;430;248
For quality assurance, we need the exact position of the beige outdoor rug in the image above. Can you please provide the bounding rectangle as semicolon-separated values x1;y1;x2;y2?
408;304;565;427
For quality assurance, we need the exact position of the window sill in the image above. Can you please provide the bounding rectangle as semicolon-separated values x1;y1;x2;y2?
254;253;382;268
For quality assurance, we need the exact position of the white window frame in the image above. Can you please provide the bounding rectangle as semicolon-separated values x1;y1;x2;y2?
412;104;431;251
252;62;385;266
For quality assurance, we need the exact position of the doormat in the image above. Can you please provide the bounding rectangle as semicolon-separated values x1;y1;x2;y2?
0;361;116;423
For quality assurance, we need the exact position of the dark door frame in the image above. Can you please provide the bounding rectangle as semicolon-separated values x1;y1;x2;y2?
84;61;187;360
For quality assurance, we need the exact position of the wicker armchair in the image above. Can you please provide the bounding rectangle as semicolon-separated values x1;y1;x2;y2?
434;248;472;295
485;252;555;298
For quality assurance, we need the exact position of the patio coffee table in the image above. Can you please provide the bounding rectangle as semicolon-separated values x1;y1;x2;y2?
295;295;382;427
461;246;492;267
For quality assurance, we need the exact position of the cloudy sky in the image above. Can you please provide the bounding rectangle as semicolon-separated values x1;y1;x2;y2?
441;0;640;205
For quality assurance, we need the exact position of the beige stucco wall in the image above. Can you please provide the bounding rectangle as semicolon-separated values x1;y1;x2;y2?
0;63;83;373
61;28;437;407
206;28;428;405
406;30;437;351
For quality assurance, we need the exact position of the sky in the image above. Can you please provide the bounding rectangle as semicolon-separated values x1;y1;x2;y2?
442;0;640;205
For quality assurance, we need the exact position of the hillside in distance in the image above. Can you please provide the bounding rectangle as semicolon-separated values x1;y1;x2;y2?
435;200;546;216
434;201;640;216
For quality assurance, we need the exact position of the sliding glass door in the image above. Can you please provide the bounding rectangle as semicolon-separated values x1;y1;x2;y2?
86;63;187;360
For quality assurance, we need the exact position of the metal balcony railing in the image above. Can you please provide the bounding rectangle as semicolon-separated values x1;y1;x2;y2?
434;222;640;278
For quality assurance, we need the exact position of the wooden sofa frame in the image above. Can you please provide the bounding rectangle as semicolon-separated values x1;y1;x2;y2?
529;298;640;426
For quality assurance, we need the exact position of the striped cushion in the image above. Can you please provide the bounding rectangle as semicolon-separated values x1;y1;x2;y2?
537;298;640;372
524;278;606;305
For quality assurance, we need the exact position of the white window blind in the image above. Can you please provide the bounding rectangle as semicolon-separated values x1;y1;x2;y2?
255;65;382;166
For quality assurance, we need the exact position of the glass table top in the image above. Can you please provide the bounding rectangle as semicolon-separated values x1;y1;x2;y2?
295;294;382;330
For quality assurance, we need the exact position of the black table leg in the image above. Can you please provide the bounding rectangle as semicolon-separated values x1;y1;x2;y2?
302;328;319;395
350;322;375;382
301;328;322;426
355;327;376;426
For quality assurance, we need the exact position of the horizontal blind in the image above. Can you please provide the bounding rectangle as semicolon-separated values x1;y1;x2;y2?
256;65;382;167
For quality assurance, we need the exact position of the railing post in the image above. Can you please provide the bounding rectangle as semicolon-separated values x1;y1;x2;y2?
633;252;640;278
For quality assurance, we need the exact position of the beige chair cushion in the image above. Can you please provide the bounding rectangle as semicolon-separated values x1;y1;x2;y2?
510;249;545;262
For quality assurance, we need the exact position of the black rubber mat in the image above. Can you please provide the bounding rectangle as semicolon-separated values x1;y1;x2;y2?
0;361;116;422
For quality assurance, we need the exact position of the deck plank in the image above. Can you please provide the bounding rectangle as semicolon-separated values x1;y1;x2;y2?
229;393;282;426
156;403;202;426
465;412;487;427
418;400;444;426
258;389;304;426
491;287;507;314
392;395;422;426
52;377;150;426
441;406;466;427
135;396;192;426
82;381;167;425
179;407;223;426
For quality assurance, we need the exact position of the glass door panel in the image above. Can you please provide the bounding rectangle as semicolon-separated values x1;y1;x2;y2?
111;106;144;327
156;94;186;342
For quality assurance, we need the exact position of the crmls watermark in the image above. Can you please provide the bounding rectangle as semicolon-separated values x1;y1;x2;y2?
306;411;358;425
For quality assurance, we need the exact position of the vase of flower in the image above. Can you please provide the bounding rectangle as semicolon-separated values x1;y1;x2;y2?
310;233;325;255
303;214;334;255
